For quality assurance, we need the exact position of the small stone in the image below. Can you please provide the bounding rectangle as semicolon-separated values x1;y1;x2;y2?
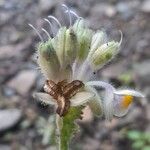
116;2;136;20
2;86;16;97
100;143;115;150
106;5;117;17
101;61;127;79
133;60;150;86
0;145;11;150
91;3;116;18
83;138;100;150
39;0;57;13
0;109;22;132
7;70;37;95
0;39;31;59
141;0;150;13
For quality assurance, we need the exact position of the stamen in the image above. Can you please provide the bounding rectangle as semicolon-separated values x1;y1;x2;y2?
62;4;72;26
42;28;51;39
44;18;54;36
28;23;44;42
65;10;80;19
119;30;123;46
48;15;61;28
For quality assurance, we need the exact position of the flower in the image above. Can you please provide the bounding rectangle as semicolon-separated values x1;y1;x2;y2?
31;4;144;120
87;81;144;120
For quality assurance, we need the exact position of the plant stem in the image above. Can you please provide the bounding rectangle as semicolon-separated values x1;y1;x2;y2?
56;115;69;150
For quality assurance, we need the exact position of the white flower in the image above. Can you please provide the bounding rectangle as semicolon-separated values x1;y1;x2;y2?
87;81;144;120
113;89;144;117
30;4;144;120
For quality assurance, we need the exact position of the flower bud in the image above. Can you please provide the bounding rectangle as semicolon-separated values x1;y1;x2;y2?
73;19;93;61
90;41;120;70
77;29;93;61
37;40;60;81
73;19;85;33
88;31;107;58
55;27;67;68
64;28;78;65
86;85;103;117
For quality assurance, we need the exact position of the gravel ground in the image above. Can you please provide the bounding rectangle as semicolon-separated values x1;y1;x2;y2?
0;0;150;149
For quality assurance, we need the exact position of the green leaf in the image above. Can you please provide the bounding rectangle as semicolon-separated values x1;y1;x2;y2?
127;130;142;140
58;106;84;150
143;146;150;150
143;133;150;142
132;141;145;149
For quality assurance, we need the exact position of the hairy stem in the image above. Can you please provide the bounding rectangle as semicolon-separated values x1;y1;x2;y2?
56;115;69;150
55;106;84;150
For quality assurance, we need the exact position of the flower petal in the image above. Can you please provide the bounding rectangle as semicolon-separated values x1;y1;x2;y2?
114;89;144;98
33;92;56;105
113;89;144;117
86;85;103;117
86;81;115;120
113;94;132;117
70;91;95;106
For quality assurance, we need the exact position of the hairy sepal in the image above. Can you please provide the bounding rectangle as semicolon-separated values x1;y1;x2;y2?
65;28;78;65
90;41;120;70
37;40;60;80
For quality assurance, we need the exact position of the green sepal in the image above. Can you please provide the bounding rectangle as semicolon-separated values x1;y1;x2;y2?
90;41;120;70
77;29;93;61
65;28;78;65
88;31;107;58
37;39;60;80
73;19;85;33
73;19;93;61
55;27;67;68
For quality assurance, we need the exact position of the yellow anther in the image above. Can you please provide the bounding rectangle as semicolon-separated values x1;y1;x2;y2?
121;95;133;109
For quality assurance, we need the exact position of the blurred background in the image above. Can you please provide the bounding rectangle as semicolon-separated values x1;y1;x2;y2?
0;0;150;149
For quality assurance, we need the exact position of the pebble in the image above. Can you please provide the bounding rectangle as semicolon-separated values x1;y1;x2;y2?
101;61;127;79
39;0;57;13
0;109;22;132
83;138;100;150
141;0;150;13
133;60;150;86
116;2;135;20
0;39;31;59
0;145;11;150
91;3;116;18
7;70;37;96
2;86;16;97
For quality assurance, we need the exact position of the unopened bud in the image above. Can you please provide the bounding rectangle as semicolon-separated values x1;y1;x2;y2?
65;28;78;65
90;41;120;70
55;27;67;68
37;40;60;80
